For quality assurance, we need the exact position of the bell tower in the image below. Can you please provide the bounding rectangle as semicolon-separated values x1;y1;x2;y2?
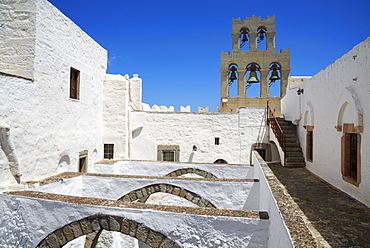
218;16;290;115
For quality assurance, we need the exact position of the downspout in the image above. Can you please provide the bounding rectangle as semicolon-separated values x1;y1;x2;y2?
0;123;22;179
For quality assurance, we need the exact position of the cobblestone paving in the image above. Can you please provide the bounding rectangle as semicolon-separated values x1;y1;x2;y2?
268;163;370;248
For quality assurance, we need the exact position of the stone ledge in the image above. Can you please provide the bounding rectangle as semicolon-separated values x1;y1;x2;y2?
95;159;251;166
4;191;268;219
37;172;258;186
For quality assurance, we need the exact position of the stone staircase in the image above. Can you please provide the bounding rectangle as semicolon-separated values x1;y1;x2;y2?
276;117;305;168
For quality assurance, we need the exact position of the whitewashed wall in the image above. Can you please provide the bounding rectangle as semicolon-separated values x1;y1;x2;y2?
0;0;107;185
91;160;255;179
130;108;267;164
282;37;370;207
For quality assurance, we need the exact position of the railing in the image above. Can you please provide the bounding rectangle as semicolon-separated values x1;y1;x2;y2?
267;103;286;154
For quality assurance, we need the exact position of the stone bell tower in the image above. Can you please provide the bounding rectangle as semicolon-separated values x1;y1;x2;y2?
218;16;290;115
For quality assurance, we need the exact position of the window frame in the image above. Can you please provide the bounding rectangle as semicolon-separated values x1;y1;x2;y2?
306;126;314;162
70;67;80;99
341;123;361;187
157;145;180;162
104;144;114;160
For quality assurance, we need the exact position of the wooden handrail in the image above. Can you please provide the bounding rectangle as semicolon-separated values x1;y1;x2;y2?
267;103;286;154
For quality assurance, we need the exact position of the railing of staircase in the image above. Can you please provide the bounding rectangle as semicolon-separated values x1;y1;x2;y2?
267;103;286;155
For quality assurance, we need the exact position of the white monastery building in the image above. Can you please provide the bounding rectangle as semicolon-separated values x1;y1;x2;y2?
0;0;369;247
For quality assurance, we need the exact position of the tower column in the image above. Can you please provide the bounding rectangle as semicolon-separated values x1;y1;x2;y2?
238;70;246;97
266;31;276;52
231;33;240;52
280;69;290;97
249;32;257;51
260;69;269;98
220;70;229;98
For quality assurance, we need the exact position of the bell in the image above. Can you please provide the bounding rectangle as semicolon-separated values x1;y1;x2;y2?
258;31;265;40
269;70;280;82
242;33;248;42
247;71;259;83
229;71;237;82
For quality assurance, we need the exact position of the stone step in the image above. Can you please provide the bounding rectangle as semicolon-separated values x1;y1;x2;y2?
285;162;305;168
285;146;302;152
285;151;304;157
286;157;305;163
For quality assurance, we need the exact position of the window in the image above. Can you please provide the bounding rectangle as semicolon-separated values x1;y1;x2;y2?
157;145;180;162
214;159;227;164
162;150;175;161
341;124;361;186
215;137;220;145
306;126;314;162
104;144;114;160
78;150;88;172
70;67;80;99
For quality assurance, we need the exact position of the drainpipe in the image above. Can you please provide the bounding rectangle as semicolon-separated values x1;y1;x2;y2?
0;123;22;178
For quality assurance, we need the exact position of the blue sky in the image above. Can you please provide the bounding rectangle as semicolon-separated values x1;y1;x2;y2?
49;0;370;112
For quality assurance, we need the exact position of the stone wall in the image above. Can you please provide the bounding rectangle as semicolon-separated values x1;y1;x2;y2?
130;108;267;164
0;0;36;80
281;37;370;207
0;0;107;185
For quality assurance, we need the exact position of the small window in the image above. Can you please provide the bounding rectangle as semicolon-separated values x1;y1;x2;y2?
215;137;220;145
157;145;180;162
78;150;88;172
70;67;80;99
214;159;227;164
162;150;175;161
306;127;313;162
104;144;114;160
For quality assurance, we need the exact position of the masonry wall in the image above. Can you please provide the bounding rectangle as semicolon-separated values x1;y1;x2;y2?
281;37;370;207
0;0;107;185
0;0;36;80
130;108;267;164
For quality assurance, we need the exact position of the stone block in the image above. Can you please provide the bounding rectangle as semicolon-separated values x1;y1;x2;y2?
108;216;121;232
159;184;167;192
79;219;93;235
179;189;186;198
191;197;200;205
154;184;160;192
45;233;59;248
36;240;49;248
54;228;68;246
172;187;181;196
62;225;74;242
129;191;138;201
159;238;181;248
136;189;144;199
169;172;177;177
166;185;173;194
147;186;155;194
141;188;148;197
90;217;101;232
175;170;182;176
128;220;138;237
121;218;130;234
136;224;149;242
146;230;165;248
100;216;109;230
185;193;193;201
122;195;131;202
198;198;207;207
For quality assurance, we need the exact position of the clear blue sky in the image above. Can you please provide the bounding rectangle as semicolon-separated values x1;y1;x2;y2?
49;0;370;112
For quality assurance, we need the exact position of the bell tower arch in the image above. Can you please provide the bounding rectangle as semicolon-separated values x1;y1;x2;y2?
219;16;290;115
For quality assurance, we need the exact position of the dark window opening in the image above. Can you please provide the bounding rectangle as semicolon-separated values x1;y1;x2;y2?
162;150;175;161
306;130;313;162
70;67;80;99
104;144;114;160
214;159;227;164
215;137;220;145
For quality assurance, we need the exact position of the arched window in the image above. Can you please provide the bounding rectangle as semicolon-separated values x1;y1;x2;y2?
268;63;281;97
228;64;238;97
246;63;261;97
240;28;249;50
257;27;267;50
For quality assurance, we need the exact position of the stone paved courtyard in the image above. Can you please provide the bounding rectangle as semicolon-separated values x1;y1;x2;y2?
268;163;370;248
